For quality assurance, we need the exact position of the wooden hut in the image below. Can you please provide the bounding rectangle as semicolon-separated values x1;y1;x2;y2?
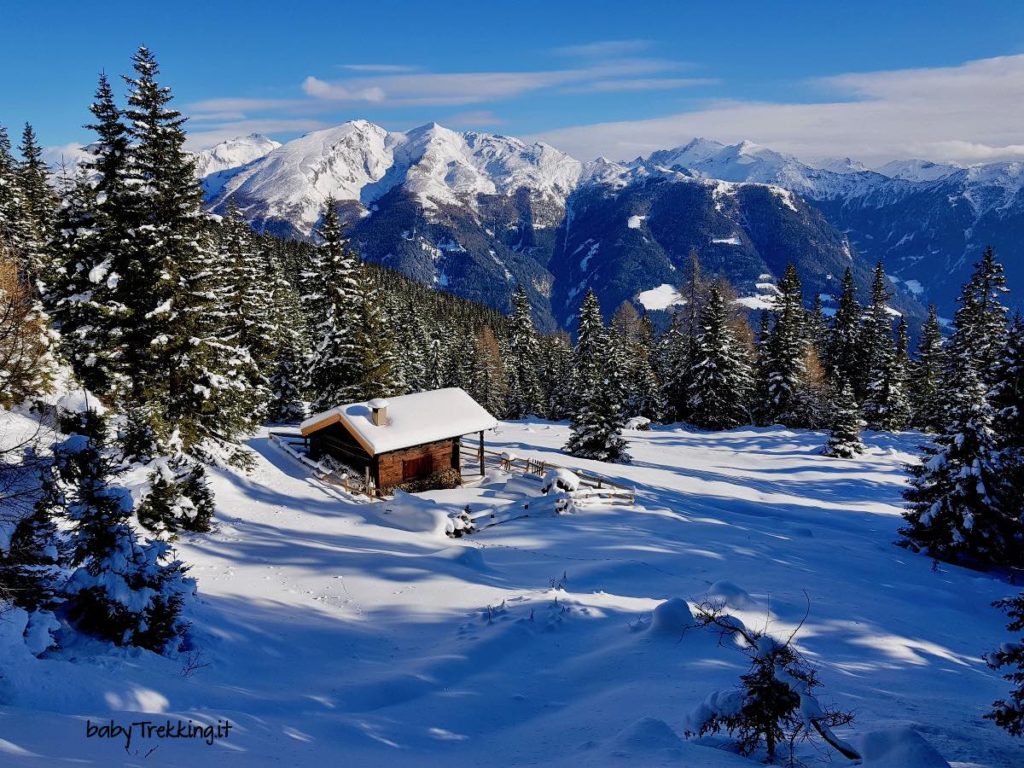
299;388;497;493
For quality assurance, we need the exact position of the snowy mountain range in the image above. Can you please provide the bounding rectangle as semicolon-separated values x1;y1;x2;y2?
199;121;1024;330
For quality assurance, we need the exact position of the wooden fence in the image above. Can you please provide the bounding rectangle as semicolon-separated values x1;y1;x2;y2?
459;445;635;504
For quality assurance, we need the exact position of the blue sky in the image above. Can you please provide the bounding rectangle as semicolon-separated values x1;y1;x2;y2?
4;1;1024;165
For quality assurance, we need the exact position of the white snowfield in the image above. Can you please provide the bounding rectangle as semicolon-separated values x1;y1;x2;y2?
300;387;497;455
1;421;1019;767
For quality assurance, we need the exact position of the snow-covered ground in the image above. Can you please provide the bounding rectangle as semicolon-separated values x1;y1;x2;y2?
2;421;1020;767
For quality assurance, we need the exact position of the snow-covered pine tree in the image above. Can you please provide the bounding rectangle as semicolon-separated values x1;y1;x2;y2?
688;283;752;430
306;198;363;410
56;410;195;652
611;302;663;421
266;258;308;422
504;285;544;418
16;123;58;292
137;452;215;534
826;267;862;395
899;359;1019;568
537;331;575;420
654;310;690;423
565;290;630;462
48;74;131;398
952;246;1010;386
909;306;947;432
348;266;406;401
859;262;902;430
0;485;65;613
990;313;1024;536
823;381;866;458
0;126;41;282
987;592;1024;736
757;265;807;426
806;293;830;362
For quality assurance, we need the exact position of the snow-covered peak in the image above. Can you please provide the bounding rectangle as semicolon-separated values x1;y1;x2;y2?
876;159;961;182
646;137;726;169
813;157;871;174
194;133;281;178
210;120;582;233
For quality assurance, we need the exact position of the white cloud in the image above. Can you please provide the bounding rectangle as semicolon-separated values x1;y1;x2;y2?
336;63;419;73
42;142;90;172
299;59;683;107
535;54;1024;166
554;40;653;58
563;77;716;94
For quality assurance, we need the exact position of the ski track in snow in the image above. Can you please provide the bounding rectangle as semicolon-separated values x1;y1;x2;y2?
1;422;1019;767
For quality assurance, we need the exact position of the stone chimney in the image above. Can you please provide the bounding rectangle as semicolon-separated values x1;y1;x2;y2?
368;398;389;427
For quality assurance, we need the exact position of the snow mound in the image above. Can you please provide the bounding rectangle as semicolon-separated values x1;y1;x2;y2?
625;416;651;430
378;490;450;536
859;727;951;767
707;580;757;610
609;717;684;752
541;468;580;494
432;545;488;571
627;214;646;229
649;598;695;634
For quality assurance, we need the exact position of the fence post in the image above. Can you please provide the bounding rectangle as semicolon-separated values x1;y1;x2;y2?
479;431;485;476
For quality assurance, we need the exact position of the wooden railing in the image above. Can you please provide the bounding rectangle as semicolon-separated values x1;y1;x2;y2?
459;445;635;504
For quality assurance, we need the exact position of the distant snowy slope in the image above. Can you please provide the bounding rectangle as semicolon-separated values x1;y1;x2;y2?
194;133;281;178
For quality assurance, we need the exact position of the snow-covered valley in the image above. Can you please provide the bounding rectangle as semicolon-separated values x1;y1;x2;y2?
2;421;1018;767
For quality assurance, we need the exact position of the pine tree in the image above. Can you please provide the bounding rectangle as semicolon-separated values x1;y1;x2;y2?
16;123;57;291
56;410;195;652
990;314;1024;536
137;454;215;534
306;199;364;410
504;285;544;418
823;381;866;458
860;263;903;429
349;268;406;401
48;74;131;397
899;362;1019;568
952;246;1010;386
987;592;1024;736
565;291;630;462
826;268;862;394
757;265;806;426
909;306;947;431
688;283;752;430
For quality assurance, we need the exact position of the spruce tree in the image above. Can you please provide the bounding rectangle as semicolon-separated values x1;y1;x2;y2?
757;265;806;426
611;302;663;420
860;263;902;429
56;411;195;652
16;123;57;291
952;246;1010;386
349;268;406;401
909;306;947;431
688;283;752;430
504;285;544;418
822;382;865;458
826;268;862;394
900;361;1019;568
565;291;630;462
306;198;363;410
990;314;1024;535
987;592;1024;736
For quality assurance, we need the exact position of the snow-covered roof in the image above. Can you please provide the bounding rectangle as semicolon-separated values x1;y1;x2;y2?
300;388;497;456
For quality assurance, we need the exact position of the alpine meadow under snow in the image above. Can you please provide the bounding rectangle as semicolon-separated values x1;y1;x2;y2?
3;38;1024;768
